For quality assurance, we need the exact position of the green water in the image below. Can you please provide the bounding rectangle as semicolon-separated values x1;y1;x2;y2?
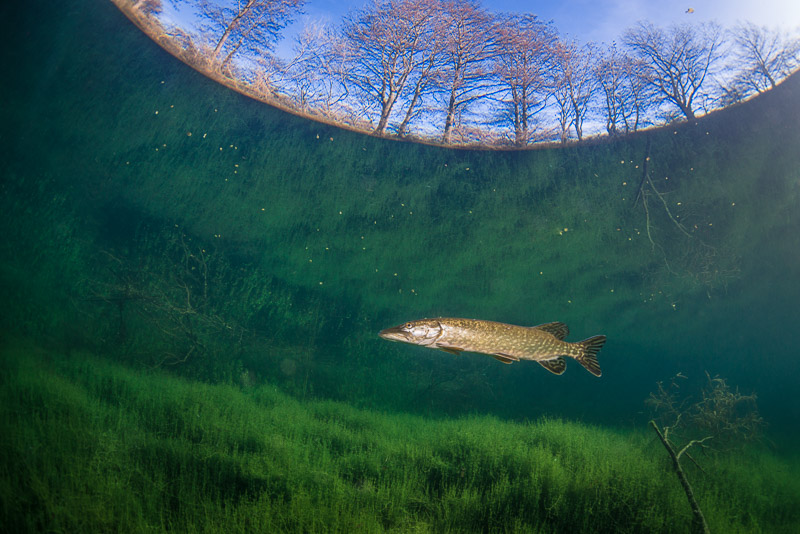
1;1;799;532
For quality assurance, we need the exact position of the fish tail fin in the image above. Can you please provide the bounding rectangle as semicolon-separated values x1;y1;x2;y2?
575;335;606;377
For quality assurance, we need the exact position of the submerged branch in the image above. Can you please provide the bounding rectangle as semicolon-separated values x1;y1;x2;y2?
649;420;711;534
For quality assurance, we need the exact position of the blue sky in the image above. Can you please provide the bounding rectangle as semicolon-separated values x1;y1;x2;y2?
159;1;800;59
273;0;800;57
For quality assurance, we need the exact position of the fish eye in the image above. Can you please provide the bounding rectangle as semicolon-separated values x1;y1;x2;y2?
404;323;414;329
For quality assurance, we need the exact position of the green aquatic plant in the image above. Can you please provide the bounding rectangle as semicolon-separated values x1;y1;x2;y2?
647;372;765;534
1;342;797;533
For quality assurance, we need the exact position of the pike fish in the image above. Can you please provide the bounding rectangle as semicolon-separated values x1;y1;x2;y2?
379;318;606;376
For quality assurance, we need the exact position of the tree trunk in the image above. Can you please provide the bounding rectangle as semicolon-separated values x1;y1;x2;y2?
650;421;711;534
442;89;457;144
375;94;397;135
212;0;256;63
679;101;695;120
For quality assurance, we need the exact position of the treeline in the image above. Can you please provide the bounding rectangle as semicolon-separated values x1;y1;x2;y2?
131;0;799;147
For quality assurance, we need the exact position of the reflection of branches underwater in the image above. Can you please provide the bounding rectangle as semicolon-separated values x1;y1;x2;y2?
85;232;247;369
633;138;740;292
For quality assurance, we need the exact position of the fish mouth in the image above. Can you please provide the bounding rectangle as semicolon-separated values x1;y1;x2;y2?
378;326;409;342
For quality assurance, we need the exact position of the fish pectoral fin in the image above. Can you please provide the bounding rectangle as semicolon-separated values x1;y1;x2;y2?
538;357;567;375
490;353;519;364
437;347;463;355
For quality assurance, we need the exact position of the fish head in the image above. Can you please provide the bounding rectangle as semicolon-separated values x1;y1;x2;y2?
378;319;442;347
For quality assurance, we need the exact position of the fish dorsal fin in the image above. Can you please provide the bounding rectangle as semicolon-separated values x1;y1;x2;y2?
532;322;569;340
490;353;517;364
538;357;566;375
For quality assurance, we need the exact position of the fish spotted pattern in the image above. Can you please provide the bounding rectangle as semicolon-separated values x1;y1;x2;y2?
379;318;606;376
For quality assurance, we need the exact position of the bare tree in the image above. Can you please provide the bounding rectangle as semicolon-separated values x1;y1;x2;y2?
552;39;600;141
624;21;725;121
493;14;555;146
198;0;305;72
551;82;573;144
281;21;350;115
728;22;800;93
436;0;500;144
396;4;446;137
597;44;652;135
339;0;439;135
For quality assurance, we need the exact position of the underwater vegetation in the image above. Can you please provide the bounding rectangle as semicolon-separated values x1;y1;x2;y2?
647;373;767;534
1;341;799;533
